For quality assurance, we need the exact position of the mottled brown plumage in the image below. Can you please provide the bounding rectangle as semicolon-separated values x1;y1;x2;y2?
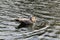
15;16;36;29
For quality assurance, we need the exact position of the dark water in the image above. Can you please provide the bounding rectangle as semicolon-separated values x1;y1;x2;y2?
0;0;60;40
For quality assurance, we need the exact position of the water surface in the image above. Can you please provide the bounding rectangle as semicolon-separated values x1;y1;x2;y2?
0;0;60;40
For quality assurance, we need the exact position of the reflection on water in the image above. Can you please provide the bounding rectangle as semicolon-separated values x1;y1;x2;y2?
0;0;60;40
